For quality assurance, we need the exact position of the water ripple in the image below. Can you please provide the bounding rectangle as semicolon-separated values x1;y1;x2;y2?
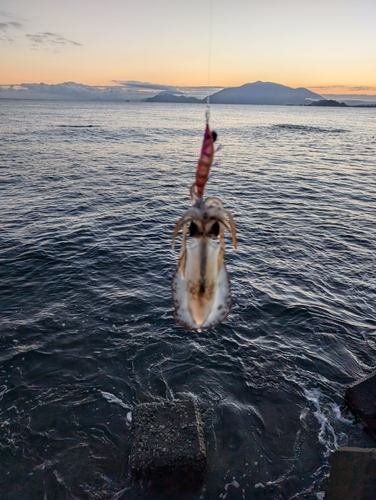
0;101;375;499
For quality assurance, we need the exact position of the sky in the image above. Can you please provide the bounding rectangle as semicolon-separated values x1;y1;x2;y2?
1;0;376;101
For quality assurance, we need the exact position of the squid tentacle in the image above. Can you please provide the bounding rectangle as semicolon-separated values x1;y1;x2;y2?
172;207;237;250
218;210;237;249
171;208;201;249
212;215;237;249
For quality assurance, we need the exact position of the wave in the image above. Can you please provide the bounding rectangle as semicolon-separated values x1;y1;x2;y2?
272;124;347;133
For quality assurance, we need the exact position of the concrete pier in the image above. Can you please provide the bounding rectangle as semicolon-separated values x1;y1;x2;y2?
345;370;376;431
325;447;376;500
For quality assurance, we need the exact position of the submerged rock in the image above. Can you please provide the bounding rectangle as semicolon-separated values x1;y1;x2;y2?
129;398;206;478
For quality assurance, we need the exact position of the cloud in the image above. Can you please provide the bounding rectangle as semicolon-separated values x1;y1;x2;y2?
113;80;180;93
345;86;376;92
310;85;347;89
0;10;14;17
26;32;82;49
0;82;143;101
0;81;226;101
0;81;211;101
178;85;225;97
112;80;224;98
310;84;376;93
0;10;26;20
1;11;82;49
0;20;23;42
0;21;22;31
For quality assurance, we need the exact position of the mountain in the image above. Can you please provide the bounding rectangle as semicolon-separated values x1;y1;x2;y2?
144;92;202;103
207;81;323;105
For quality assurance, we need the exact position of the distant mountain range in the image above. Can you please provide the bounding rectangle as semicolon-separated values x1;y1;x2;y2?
1;81;375;105
145;81;324;105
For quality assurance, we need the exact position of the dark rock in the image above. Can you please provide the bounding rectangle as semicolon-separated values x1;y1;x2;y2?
325;447;376;500
308;99;348;107
345;371;376;430
144;92;203;103
129;398;206;478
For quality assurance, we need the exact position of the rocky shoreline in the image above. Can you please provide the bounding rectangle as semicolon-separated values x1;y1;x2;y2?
129;373;376;498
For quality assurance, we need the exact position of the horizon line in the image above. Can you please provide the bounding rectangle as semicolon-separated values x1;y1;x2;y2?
1;80;376;95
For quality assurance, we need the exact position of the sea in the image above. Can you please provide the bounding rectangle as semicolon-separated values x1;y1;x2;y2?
0;99;375;500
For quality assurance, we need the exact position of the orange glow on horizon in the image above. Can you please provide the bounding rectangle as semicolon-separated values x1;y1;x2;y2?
1;0;376;96
2;59;376;96
1;40;376;94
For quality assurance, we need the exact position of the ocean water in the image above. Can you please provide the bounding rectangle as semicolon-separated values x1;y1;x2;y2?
0;99;375;499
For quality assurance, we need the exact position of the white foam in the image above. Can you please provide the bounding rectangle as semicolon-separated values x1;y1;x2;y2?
100;391;131;410
303;388;339;457
219;478;240;499
0;385;7;400
329;402;355;424
254;482;265;489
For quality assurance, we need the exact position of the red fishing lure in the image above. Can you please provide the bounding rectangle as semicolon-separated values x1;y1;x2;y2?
191;123;216;199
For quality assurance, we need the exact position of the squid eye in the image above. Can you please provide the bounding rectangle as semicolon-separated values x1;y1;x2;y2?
212;131;217;142
189;221;203;237
207;221;220;237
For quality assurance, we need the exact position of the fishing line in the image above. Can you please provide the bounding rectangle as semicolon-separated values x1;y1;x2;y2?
171;0;237;330
206;0;214;123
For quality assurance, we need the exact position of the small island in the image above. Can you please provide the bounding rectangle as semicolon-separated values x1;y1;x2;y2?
144;92;202;103
308;99;347;107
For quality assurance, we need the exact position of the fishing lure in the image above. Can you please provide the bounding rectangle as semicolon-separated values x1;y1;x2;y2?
171;122;236;330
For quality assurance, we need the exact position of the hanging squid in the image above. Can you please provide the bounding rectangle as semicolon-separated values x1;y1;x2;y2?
171;122;237;330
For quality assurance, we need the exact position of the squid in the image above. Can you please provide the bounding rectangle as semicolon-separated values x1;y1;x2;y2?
171;123;236;330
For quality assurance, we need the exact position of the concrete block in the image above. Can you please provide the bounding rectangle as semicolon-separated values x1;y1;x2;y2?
325;447;376;500
129;398;206;478
345;371;376;430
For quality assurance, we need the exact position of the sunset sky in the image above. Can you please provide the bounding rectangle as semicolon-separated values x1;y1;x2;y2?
1;0;376;99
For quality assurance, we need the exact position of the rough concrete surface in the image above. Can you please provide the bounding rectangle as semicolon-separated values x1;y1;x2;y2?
129;398;206;478
345;371;376;431
325;447;376;500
